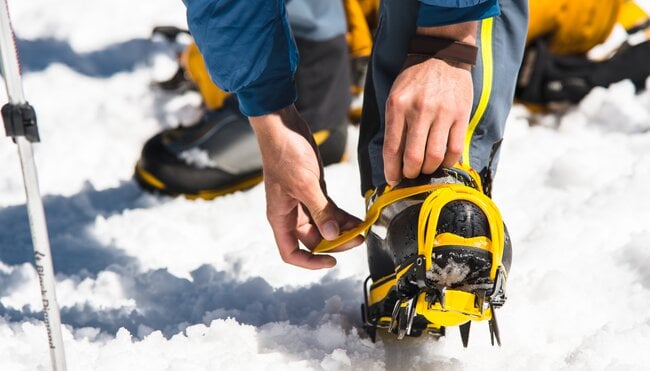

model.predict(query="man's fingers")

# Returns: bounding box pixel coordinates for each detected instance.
[296,220,364,253]
[330,208,365,251]
[295,221,323,249]
[337,209,363,230]
[384,95,407,186]
[270,216,336,269]
[280,247,337,269]
[251,105,361,270]
[421,114,453,174]
[402,110,432,179]
[298,179,341,241]
[295,204,364,251]
[442,120,467,168]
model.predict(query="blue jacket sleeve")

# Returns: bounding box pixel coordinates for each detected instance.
[185,0,298,117]
[417,0,500,28]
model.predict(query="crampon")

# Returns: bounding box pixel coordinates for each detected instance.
[315,163,511,347]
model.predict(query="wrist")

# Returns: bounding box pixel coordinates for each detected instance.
[405,21,479,69]
[249,105,297,131]
[249,105,313,144]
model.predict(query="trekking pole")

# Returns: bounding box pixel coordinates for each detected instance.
[0,1,67,370]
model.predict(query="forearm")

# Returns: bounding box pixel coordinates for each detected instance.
[384,3,487,183]
[185,0,298,117]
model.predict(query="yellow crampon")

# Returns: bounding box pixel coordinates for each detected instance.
[319,164,508,345]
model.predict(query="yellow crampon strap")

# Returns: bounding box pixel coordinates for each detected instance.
[313,183,440,253]
[314,164,502,277]
[417,184,504,281]
[391,186,503,327]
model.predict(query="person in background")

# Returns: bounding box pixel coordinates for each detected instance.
[516,0,650,111]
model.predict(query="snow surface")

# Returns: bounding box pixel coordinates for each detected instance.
[2,0,650,370]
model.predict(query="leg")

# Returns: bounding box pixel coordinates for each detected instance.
[359,0,528,341]
[294,35,350,165]
[135,0,351,198]
[465,0,529,196]
[358,0,528,195]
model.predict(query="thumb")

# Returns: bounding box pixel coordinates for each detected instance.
[300,185,340,241]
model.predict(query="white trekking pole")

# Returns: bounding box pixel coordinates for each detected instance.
[0,1,67,370]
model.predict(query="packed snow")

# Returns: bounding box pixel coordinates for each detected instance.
[2,0,650,370]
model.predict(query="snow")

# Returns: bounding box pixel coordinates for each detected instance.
[1,0,650,370]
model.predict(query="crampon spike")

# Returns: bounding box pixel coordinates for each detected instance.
[368,325,377,343]
[488,302,502,346]
[389,300,401,333]
[396,306,408,340]
[405,296,417,335]
[459,321,471,348]
[361,303,378,343]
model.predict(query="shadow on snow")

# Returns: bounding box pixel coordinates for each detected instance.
[0,181,365,340]
[16,37,171,78]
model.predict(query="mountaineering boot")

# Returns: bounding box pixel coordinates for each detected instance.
[364,165,510,345]
[138,24,352,199]
[314,164,510,345]
[134,96,348,199]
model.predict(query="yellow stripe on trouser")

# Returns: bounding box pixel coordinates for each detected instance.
[462,18,494,168]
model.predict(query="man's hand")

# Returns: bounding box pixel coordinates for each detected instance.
[383,22,477,186]
[250,105,363,269]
